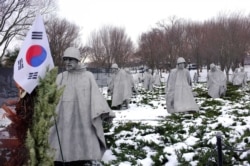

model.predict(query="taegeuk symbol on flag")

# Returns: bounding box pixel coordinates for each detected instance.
[14,14,54,94]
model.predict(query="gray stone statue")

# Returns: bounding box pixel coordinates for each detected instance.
[142,69,153,91]
[165,57,199,113]
[207,63,227,98]
[108,64,133,110]
[193,72,199,83]
[153,70,162,86]
[49,47,115,165]
[232,67,247,87]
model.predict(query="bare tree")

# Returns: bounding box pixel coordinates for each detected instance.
[199,13,250,80]
[185,22,206,74]
[45,16,82,67]
[217,13,250,79]
[146,17,186,70]
[87,30,107,67]
[198,20,217,69]
[150,14,250,76]
[0,0,57,61]
[88,25,134,68]
[137,28,165,70]
[79,45,92,63]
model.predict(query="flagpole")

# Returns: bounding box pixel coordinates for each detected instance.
[53,115,65,166]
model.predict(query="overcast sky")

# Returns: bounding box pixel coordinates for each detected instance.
[58,0,250,44]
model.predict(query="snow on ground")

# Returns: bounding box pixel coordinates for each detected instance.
[100,67,250,165]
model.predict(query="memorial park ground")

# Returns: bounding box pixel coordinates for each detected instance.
[0,67,250,166]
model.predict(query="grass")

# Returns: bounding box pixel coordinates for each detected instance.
[103,83,250,165]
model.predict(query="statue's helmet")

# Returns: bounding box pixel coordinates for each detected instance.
[111,63,119,69]
[177,57,186,64]
[63,47,81,61]
[240,66,244,71]
[210,63,216,69]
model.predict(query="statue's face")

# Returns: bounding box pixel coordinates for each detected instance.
[177,63,185,69]
[111,68,118,73]
[63,57,78,71]
[210,66,216,72]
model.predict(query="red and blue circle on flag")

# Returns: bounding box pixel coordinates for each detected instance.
[26,45,47,67]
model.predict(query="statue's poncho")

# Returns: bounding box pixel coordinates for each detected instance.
[232,69,247,87]
[143,72,153,91]
[207,69,227,98]
[109,69,132,107]
[126,71,136,93]
[49,68,113,162]
[165,68,199,113]
[153,73,161,86]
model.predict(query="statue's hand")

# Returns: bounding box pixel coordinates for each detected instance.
[103,116,114,124]
[102,112,115,123]
[107,89,112,96]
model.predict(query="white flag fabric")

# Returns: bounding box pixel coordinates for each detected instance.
[14,14,54,94]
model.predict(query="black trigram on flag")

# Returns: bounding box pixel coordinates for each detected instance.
[32,31,43,40]
[18,58,24,70]
[28,72,38,79]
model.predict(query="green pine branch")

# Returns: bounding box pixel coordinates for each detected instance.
[26,67,64,166]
